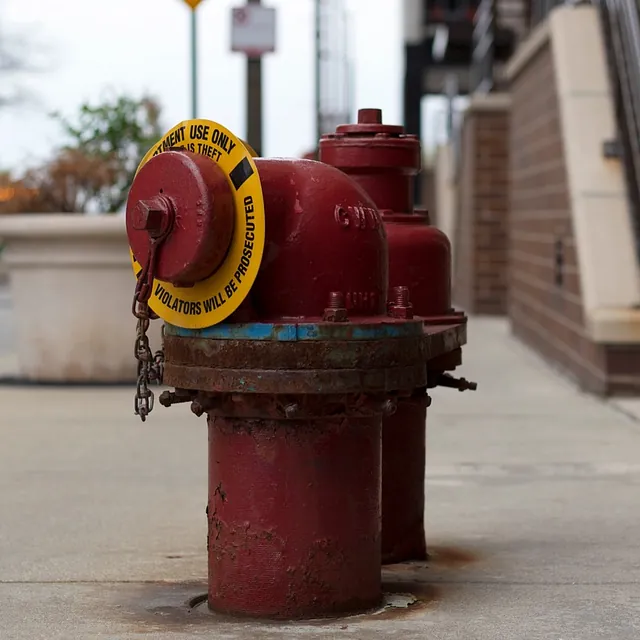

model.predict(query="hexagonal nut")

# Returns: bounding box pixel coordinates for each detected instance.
[133,200,166,232]
[158,390,174,407]
[389,303,414,319]
[323,307,349,322]
[190,400,206,417]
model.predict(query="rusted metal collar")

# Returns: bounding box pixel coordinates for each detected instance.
[161,319,428,395]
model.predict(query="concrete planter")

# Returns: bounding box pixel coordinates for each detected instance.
[0,214,163,383]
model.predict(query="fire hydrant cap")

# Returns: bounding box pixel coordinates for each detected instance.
[126,149,235,286]
[333,108,406,136]
[319,108,420,174]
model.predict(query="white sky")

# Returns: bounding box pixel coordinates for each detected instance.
[0,0,450,172]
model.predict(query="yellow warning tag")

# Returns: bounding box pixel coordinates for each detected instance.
[240,138,259,158]
[130,119,266,330]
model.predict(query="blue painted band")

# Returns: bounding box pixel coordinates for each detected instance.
[164,320,424,341]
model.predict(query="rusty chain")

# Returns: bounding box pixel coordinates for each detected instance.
[131,234,168,422]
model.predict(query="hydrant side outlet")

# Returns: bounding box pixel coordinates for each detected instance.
[381,390,428,563]
[127,150,235,287]
[127,119,267,330]
[251,158,389,321]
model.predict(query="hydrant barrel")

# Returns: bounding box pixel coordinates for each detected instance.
[381,393,429,561]
[208,412,381,618]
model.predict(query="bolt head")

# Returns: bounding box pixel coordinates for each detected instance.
[191,400,205,417]
[284,404,300,419]
[323,307,349,322]
[389,303,414,319]
[328,291,346,309]
[133,201,165,233]
[382,399,397,416]
[358,108,383,124]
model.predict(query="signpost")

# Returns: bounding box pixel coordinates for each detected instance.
[182,0,206,119]
[231,2,276,157]
[314,0,353,142]
[231,3,276,56]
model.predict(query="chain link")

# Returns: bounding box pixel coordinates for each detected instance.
[132,236,167,422]
[132,308,164,421]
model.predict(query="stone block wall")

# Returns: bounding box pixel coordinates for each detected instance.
[453,95,510,315]
[507,10,640,395]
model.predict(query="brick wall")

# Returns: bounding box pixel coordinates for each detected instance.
[509,39,640,395]
[453,96,510,314]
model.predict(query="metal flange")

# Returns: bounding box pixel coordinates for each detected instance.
[162,319,428,395]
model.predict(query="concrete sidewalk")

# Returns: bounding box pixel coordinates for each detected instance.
[1,317,640,639]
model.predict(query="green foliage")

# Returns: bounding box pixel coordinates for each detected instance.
[49,93,163,213]
[1,93,164,214]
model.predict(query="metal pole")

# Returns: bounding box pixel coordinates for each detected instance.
[343,7,352,123]
[315,0,322,143]
[247,0,263,155]
[404,47,423,205]
[191,7,198,118]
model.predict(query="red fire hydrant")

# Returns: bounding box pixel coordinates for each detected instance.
[125,119,429,620]
[319,109,476,564]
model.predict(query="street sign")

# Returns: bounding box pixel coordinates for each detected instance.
[231,4,276,56]
[183,0,205,10]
